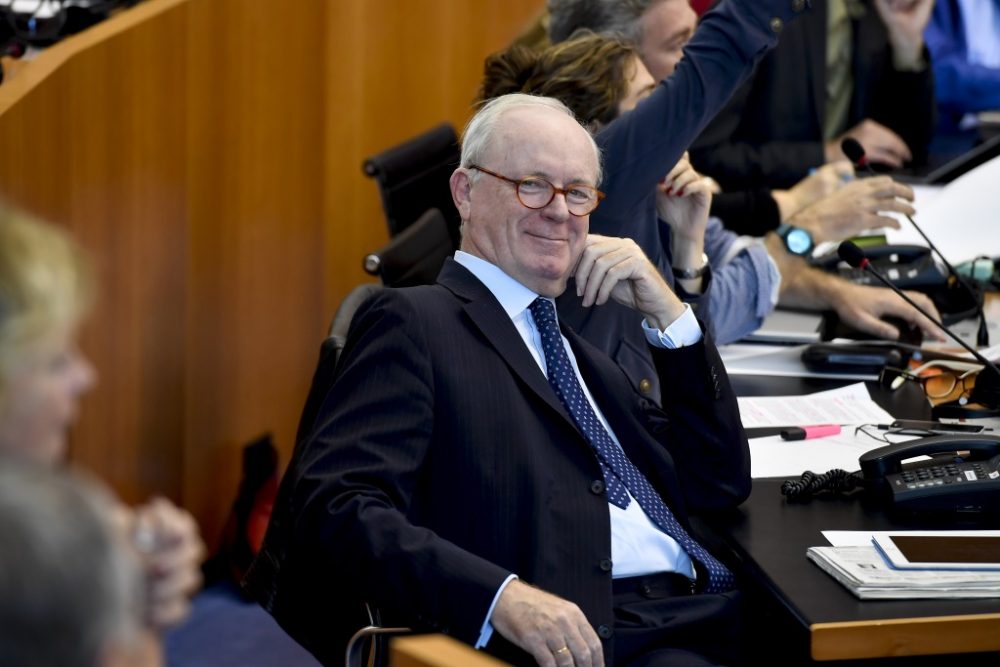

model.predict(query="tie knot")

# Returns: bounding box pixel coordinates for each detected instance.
[529,297,558,333]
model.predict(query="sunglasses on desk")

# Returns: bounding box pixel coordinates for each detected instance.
[879,359,984,406]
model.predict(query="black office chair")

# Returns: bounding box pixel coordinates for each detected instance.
[363,207,452,288]
[362,122,462,248]
[246,281,410,667]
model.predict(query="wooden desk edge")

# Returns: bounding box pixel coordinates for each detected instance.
[810,612,1000,660]
[390,634,509,667]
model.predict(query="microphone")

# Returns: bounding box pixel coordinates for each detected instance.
[838,241,1000,408]
[842,137,989,345]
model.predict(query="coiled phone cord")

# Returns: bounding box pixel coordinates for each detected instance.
[780,469,866,501]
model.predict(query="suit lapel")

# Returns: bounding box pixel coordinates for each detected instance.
[436,259,578,431]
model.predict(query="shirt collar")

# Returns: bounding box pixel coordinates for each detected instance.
[454,250,544,319]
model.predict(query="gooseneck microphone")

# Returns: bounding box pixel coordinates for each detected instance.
[838,241,1000,407]
[841,137,989,346]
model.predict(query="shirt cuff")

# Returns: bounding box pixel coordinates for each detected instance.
[642,303,702,349]
[475,574,518,649]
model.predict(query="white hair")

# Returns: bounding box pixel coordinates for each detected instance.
[461,93,604,186]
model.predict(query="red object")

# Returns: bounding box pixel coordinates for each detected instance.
[690,0,715,16]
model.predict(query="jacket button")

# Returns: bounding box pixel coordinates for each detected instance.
[792,0,806,11]
[597,625,613,639]
[638,378,653,394]
[769,17,784,33]
[599,558,613,572]
[590,479,606,495]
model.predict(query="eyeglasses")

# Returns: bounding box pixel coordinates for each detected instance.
[879,359,983,405]
[468,165,605,216]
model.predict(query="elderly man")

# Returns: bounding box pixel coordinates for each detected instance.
[250,94,750,667]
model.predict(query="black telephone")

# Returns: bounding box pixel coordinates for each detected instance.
[812,243,947,290]
[859,435,1000,513]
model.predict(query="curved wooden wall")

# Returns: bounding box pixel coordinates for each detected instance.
[0,0,543,547]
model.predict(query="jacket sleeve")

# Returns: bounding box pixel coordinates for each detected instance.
[925,0,1000,115]
[287,290,510,645]
[647,334,751,512]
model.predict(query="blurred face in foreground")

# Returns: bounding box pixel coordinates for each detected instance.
[0,323,96,465]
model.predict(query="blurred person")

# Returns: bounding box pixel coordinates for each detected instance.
[685,0,936,189]
[0,457,145,667]
[925,0,1000,129]
[0,206,205,638]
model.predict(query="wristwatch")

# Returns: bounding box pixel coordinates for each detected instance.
[776,223,815,256]
[671,253,710,280]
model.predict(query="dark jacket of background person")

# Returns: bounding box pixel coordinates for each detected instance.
[690,0,935,190]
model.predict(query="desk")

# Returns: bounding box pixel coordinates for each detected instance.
[707,380,1000,663]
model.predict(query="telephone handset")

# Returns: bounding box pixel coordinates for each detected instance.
[812,244,947,290]
[859,435,1000,512]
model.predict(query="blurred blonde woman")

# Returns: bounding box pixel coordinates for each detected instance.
[0,206,204,657]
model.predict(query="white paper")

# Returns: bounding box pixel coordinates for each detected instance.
[883,154,1000,264]
[823,530,877,546]
[738,382,893,428]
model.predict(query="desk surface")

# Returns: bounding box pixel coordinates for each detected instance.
[711,379,1000,662]
[710,480,1000,662]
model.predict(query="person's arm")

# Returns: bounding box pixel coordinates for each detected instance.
[772,253,945,341]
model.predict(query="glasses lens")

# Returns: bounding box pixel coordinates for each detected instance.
[565,185,600,215]
[924,372,959,398]
[516,178,555,209]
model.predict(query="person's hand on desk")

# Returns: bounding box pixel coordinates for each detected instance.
[787,176,911,244]
[492,579,604,667]
[828,282,945,342]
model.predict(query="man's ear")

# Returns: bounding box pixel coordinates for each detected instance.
[450,168,473,221]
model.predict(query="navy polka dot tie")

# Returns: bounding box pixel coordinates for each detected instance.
[529,297,734,593]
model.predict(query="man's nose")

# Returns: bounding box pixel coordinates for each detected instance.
[542,190,572,219]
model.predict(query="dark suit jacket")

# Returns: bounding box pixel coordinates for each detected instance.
[245,259,749,665]
[690,0,935,189]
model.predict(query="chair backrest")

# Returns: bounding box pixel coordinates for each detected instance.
[362,122,462,247]
[294,283,383,447]
[363,207,452,288]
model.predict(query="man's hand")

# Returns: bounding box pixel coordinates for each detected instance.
[828,282,945,341]
[492,580,603,667]
[574,235,684,330]
[789,175,912,244]
[874,0,934,69]
[129,498,206,631]
[826,119,912,168]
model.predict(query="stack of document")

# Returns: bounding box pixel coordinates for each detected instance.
[808,530,1000,599]
[807,546,1000,599]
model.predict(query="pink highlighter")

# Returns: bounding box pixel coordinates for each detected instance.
[779,424,842,441]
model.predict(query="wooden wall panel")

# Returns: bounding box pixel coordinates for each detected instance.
[0,0,545,548]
